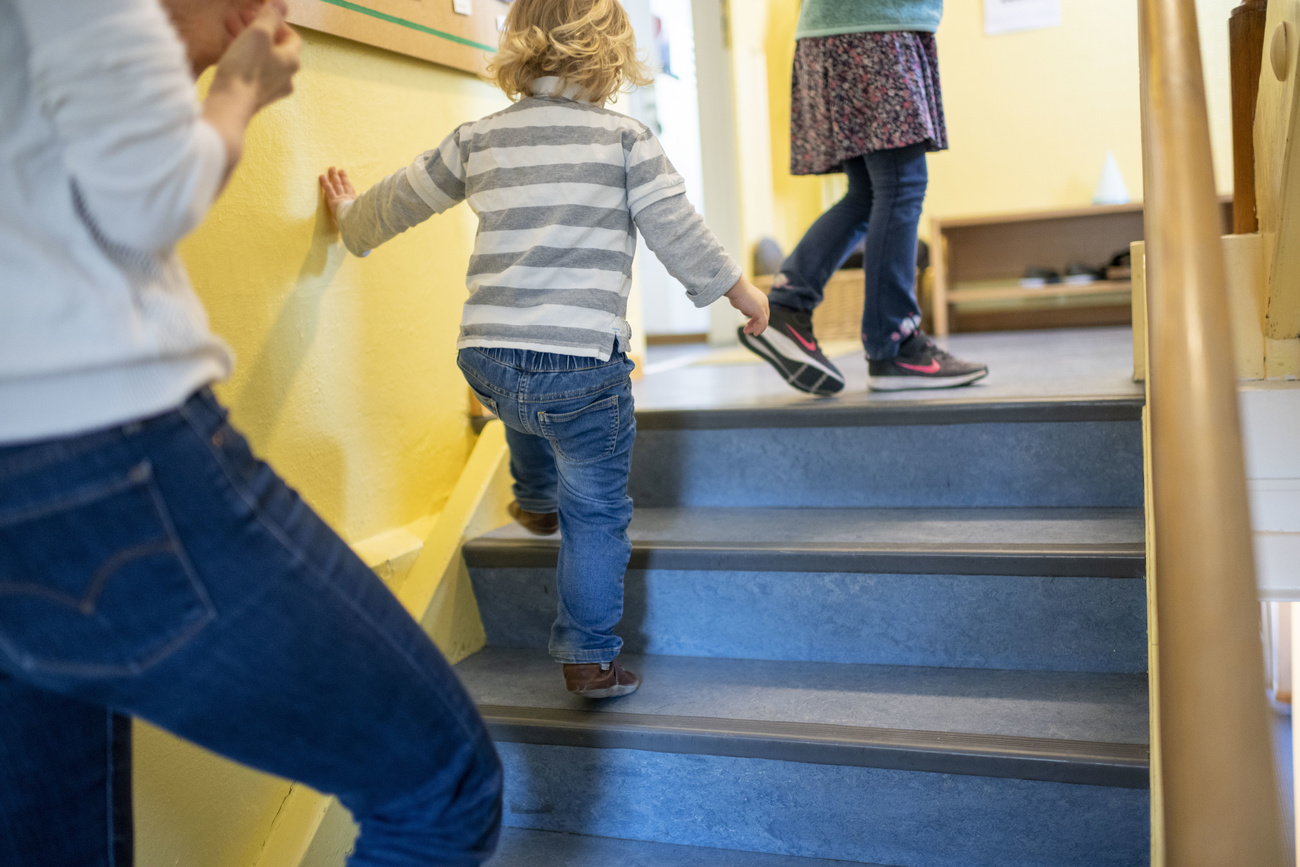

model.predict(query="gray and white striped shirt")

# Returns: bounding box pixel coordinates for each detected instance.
[337,77,742,360]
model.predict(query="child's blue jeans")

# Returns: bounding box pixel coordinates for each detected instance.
[457,347,636,666]
[0,389,502,866]
[768,143,929,360]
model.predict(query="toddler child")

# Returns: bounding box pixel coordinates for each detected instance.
[320,0,768,698]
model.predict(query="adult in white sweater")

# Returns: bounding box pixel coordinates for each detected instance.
[0,2,502,864]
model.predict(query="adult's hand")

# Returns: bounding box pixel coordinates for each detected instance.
[163,0,273,76]
[210,2,299,113]
[202,1,301,181]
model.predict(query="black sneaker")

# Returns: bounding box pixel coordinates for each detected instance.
[738,305,845,396]
[868,332,988,392]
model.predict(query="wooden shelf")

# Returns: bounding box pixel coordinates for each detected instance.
[949,280,1133,304]
[930,198,1231,336]
[936,202,1146,229]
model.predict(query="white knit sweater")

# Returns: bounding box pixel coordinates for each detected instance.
[0,0,233,444]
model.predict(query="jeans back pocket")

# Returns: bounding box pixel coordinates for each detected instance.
[0,461,214,678]
[537,395,621,464]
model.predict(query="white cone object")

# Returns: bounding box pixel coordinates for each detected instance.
[1093,151,1130,206]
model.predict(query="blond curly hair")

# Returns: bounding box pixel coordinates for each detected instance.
[489,0,653,105]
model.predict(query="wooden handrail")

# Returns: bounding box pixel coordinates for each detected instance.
[1138,1,1288,864]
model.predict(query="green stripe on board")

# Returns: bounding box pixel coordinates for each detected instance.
[317,0,498,53]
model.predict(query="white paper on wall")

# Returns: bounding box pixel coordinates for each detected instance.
[984,0,1062,35]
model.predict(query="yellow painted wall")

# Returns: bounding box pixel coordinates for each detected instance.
[751,0,1238,255]
[765,0,828,252]
[135,28,509,867]
[727,1,780,274]
[184,30,509,546]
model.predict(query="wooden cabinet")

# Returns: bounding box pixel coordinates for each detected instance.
[930,200,1232,336]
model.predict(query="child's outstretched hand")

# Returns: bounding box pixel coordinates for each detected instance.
[725,278,770,336]
[319,167,356,222]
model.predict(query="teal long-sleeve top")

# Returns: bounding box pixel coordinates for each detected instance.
[795,0,943,39]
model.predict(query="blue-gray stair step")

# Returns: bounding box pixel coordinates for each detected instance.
[467,508,1148,672]
[457,648,1148,789]
[492,741,1148,866]
[484,705,1146,787]
[487,827,890,866]
[628,397,1144,509]
[464,506,1146,578]
[457,649,1150,866]
[634,395,1144,430]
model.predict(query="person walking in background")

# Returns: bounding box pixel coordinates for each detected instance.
[740,0,988,394]
[320,0,769,700]
[0,2,501,864]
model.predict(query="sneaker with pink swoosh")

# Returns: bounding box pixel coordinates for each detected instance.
[868,331,988,391]
[738,304,845,396]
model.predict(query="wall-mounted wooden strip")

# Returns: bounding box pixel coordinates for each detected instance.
[287,0,510,75]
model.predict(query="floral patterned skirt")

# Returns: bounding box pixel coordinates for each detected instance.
[790,30,948,176]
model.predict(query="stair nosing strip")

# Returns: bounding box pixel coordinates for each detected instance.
[464,539,1147,577]
[633,396,1145,430]
[479,704,1149,790]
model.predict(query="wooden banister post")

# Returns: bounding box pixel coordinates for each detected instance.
[1231,0,1269,234]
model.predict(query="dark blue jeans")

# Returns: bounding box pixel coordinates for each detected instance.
[0,390,502,866]
[768,143,929,360]
[457,347,635,666]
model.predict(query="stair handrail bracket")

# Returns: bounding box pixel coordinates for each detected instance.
[1139,1,1287,864]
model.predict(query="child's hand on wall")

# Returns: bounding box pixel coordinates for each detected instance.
[319,167,357,222]
[725,278,770,336]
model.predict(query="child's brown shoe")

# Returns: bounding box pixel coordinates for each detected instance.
[563,659,639,698]
[508,501,558,536]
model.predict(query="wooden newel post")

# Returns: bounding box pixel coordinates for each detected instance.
[1230,0,1270,234]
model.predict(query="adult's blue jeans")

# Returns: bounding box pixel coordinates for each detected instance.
[457,347,635,666]
[0,389,502,867]
[768,143,929,360]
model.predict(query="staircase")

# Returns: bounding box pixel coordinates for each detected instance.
[457,394,1151,866]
